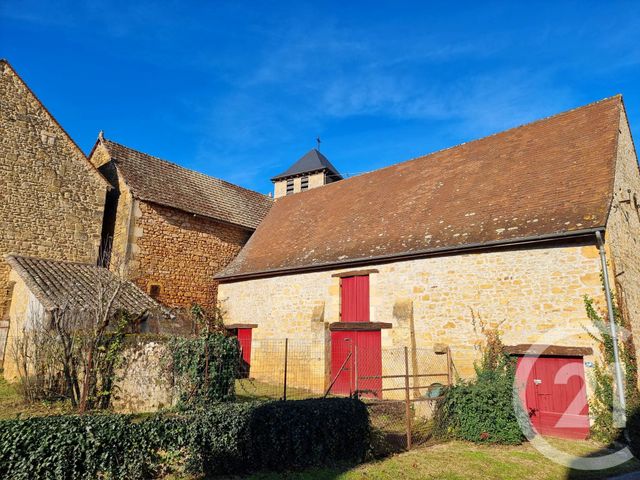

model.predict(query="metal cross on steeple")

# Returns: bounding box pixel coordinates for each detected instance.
[316,136,321,151]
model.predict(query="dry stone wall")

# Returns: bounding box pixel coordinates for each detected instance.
[0,62,106,321]
[112,338,175,413]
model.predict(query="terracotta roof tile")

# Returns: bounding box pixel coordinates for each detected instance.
[218,96,623,280]
[102,139,272,230]
[6,254,162,314]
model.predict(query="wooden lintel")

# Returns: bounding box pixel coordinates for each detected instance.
[225,323,258,330]
[504,344,593,357]
[329,322,392,331]
[331,269,379,278]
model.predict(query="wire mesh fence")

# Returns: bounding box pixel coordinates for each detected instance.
[234,336,451,450]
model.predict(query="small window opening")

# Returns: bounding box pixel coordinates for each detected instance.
[286,178,294,195]
[149,284,161,300]
[301,176,309,191]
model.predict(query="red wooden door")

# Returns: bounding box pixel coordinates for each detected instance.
[516,356,589,439]
[237,328,252,376]
[341,276,370,322]
[330,330,382,398]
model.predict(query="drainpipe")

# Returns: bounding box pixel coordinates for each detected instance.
[595,230,627,424]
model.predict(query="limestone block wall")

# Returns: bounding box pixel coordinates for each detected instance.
[128,202,251,309]
[0,62,107,320]
[219,242,607,397]
[606,108,640,367]
[112,339,174,413]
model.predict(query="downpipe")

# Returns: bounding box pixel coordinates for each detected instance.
[595,231,627,426]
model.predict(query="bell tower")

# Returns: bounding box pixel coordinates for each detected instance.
[271,148,342,198]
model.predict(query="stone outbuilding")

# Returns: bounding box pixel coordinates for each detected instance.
[0,59,110,365]
[88,136,272,310]
[2,254,163,380]
[217,96,640,439]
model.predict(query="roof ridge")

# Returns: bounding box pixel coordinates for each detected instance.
[275,95,623,198]
[103,138,271,199]
[5,252,99,268]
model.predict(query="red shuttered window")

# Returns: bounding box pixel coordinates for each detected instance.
[340,275,370,322]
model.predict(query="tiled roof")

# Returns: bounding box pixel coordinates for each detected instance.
[6,254,162,314]
[217,96,624,280]
[271,148,343,181]
[101,139,272,230]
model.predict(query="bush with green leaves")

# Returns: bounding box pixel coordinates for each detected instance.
[433,324,526,444]
[0,398,370,479]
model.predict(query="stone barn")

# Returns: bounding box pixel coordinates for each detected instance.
[0,59,110,366]
[88,135,272,310]
[217,96,640,439]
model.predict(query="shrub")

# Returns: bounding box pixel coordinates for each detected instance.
[433,323,526,444]
[0,398,370,479]
[433,362,525,444]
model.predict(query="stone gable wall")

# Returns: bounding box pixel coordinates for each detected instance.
[607,108,640,367]
[0,63,106,322]
[219,243,607,396]
[128,201,251,309]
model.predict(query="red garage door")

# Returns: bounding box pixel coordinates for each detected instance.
[516,356,589,439]
[331,330,382,398]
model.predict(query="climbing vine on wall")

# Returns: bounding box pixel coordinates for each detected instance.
[584,280,639,442]
[168,304,240,406]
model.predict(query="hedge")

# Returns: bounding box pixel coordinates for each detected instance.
[0,398,370,479]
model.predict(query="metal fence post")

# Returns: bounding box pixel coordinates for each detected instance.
[446,346,452,386]
[354,344,359,398]
[404,346,412,450]
[282,338,289,401]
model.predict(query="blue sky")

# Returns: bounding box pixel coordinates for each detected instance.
[2,1,640,194]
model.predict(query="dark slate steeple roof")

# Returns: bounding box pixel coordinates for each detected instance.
[271,149,343,181]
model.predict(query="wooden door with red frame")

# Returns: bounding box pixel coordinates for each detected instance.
[516,355,589,439]
[330,330,382,398]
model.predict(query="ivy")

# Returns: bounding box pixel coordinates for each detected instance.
[584,288,640,443]
[0,398,370,479]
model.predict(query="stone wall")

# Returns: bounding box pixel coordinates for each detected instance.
[219,242,607,397]
[0,61,107,323]
[128,201,252,309]
[3,269,46,380]
[89,142,133,268]
[606,107,640,369]
[112,338,174,413]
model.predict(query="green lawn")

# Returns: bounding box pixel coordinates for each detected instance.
[245,439,640,480]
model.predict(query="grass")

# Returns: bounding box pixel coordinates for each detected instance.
[0,376,72,419]
[244,439,640,480]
